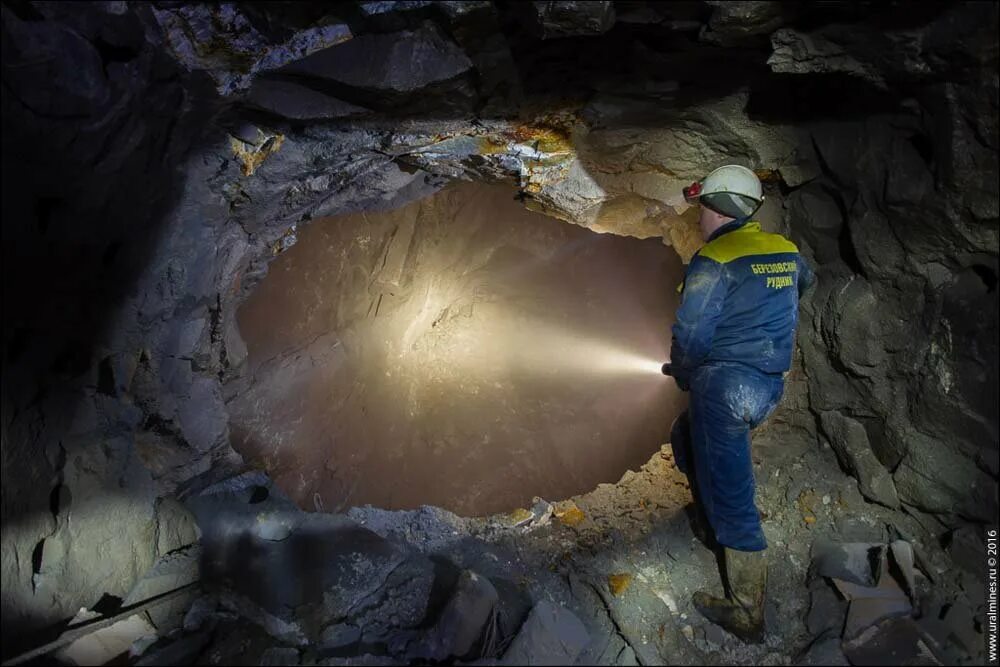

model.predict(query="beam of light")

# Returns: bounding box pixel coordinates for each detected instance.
[494,321,666,379]
[594,350,666,376]
[392,283,671,383]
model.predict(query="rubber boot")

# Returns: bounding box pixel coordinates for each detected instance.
[684,502,717,550]
[692,547,767,643]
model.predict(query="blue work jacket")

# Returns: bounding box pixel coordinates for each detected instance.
[670,219,814,384]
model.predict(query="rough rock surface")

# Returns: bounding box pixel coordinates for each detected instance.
[701,1,785,46]
[124,431,981,664]
[528,1,616,39]
[228,181,685,515]
[819,411,900,509]
[1,2,996,664]
[502,599,590,665]
[278,21,475,110]
[150,4,353,95]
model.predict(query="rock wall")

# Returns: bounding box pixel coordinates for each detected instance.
[1,0,996,656]
[229,180,686,516]
[778,5,1000,524]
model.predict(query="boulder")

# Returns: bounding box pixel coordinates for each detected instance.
[811,541,885,588]
[942,525,987,582]
[411,569,499,660]
[122,545,201,633]
[502,600,590,665]
[892,428,995,521]
[819,411,900,509]
[769,27,882,84]
[817,278,890,377]
[185,473,436,646]
[524,158,606,226]
[279,22,473,102]
[355,555,436,644]
[701,1,786,46]
[245,79,370,120]
[785,183,844,265]
[150,4,352,94]
[842,616,943,666]
[805,579,848,637]
[910,263,1000,467]
[528,1,616,39]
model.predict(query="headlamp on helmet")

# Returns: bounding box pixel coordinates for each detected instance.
[682,181,702,204]
[681,165,764,218]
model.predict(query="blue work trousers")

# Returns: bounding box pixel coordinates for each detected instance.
[671,362,784,552]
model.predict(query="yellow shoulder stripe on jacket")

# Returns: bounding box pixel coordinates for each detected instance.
[699,222,799,264]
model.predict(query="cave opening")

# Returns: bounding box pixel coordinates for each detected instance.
[229,181,687,515]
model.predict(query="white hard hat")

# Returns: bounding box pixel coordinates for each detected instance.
[683,164,763,218]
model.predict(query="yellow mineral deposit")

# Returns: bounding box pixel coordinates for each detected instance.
[609,573,633,597]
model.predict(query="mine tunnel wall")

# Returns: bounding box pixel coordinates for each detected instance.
[229,181,689,515]
[1,0,997,656]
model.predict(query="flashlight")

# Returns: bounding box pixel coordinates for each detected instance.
[661,362,673,376]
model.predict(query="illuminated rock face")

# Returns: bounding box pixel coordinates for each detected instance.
[1,1,997,658]
[230,181,686,515]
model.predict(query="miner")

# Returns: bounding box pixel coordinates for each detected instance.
[666,165,814,642]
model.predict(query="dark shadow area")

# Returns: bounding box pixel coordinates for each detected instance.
[496,9,769,111]
[177,465,700,665]
[232,0,775,126]
[931,259,1000,448]
[746,73,903,123]
[0,4,213,659]
[777,0,952,31]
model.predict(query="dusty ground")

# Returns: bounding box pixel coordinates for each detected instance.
[374,412,971,665]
